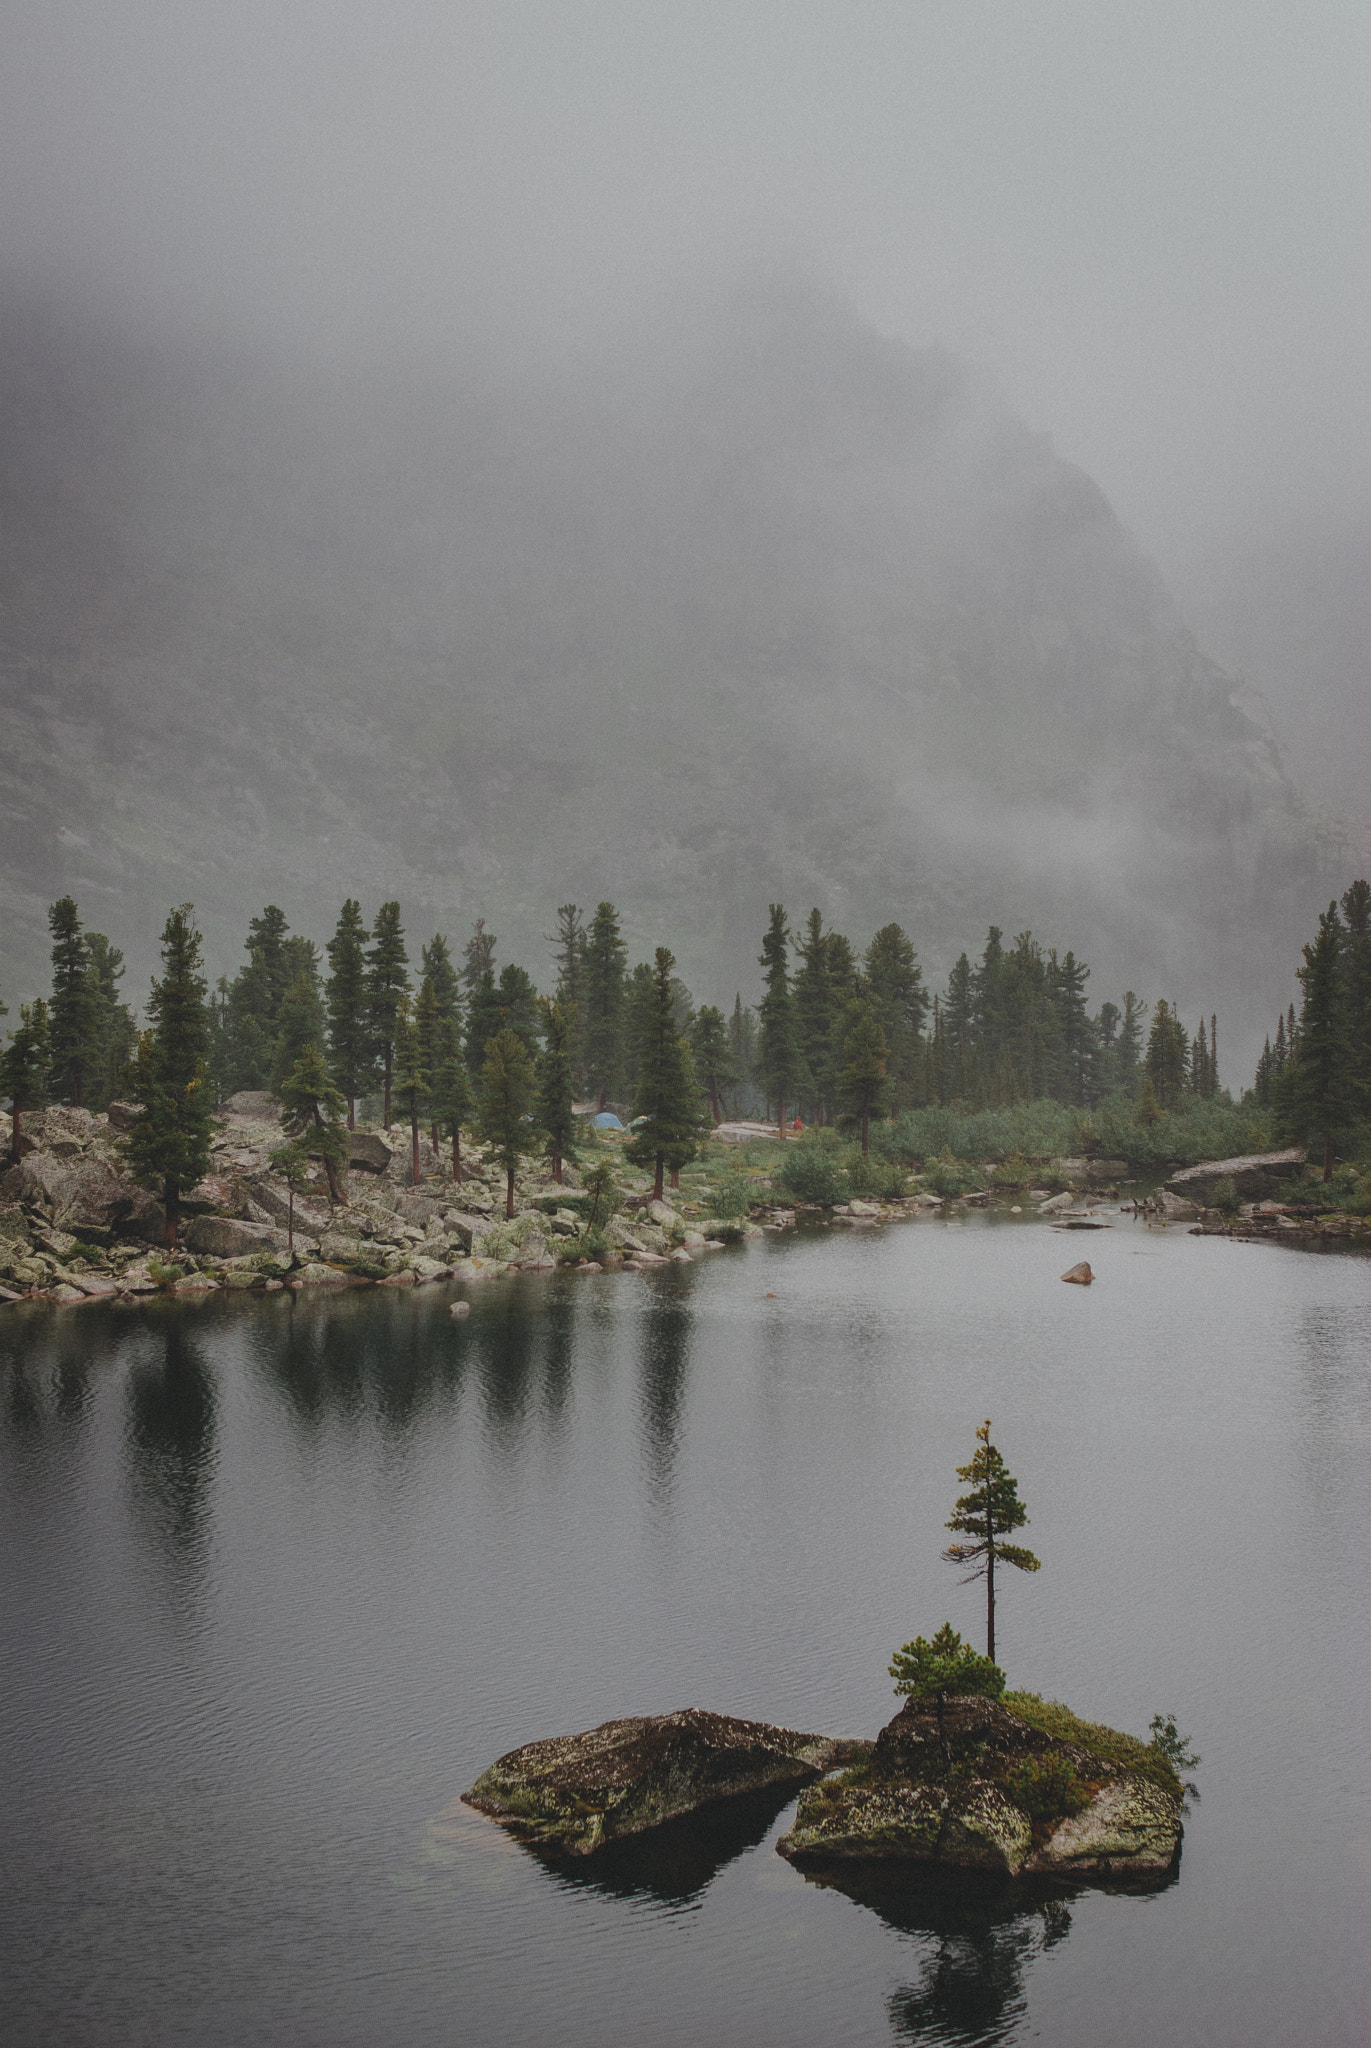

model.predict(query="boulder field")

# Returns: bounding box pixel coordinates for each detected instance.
[463,1693,1183,1891]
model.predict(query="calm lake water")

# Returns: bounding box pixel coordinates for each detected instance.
[2,1211,1369,2047]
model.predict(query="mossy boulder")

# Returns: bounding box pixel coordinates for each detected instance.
[777,1694,1180,1885]
[463,1708,869,1857]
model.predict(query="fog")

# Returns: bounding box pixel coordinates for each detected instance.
[0,2,1366,1069]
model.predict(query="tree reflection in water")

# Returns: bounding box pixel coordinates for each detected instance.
[525,1783,797,1915]
[637,1281,692,1505]
[125,1316,217,1621]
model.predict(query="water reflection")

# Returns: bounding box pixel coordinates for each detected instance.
[637,1283,692,1503]
[125,1318,217,1617]
[0,1309,97,1440]
[531,1784,794,1913]
[880,1886,1074,2046]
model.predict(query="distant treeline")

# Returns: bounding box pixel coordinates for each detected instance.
[3,893,1233,1134]
[1249,882,1371,1176]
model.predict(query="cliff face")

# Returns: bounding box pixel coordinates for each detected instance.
[0,287,1335,1036]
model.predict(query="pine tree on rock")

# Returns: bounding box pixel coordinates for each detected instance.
[125,907,214,1250]
[536,997,578,1184]
[758,905,800,1137]
[246,906,292,1025]
[942,1419,1040,1665]
[414,977,446,1150]
[478,1028,539,1218]
[270,970,326,1093]
[689,1005,731,1125]
[47,896,98,1107]
[429,1017,473,1185]
[366,901,410,1129]
[391,999,431,1187]
[626,948,701,1200]
[463,964,503,1081]
[2,1000,50,1163]
[279,1043,348,1205]
[326,900,372,1127]
[266,1139,314,1252]
[837,1003,890,1154]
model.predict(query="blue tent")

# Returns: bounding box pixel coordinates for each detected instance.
[589,1111,624,1130]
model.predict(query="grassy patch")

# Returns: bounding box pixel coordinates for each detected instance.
[1003,1692,1182,1799]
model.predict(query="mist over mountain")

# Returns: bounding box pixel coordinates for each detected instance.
[0,284,1340,1068]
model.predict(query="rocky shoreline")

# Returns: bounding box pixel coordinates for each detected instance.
[0,1107,1362,1309]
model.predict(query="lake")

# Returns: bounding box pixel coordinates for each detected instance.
[1,1210,1368,2047]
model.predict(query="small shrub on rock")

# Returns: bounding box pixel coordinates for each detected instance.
[1000,1753,1089,1823]
[1209,1176,1240,1215]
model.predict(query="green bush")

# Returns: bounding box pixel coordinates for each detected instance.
[711,1165,755,1219]
[847,1153,909,1200]
[1000,1753,1089,1823]
[704,1218,747,1243]
[1003,1692,1182,1799]
[1209,1176,1240,1215]
[921,1150,980,1198]
[776,1141,846,1206]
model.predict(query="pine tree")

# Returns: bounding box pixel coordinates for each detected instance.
[1190,1017,1209,1098]
[246,906,292,1024]
[536,997,578,1184]
[278,1043,348,1205]
[1278,901,1354,1178]
[413,977,446,1149]
[461,916,498,994]
[583,901,628,1109]
[1254,1036,1273,1106]
[943,954,975,1103]
[942,1419,1040,1664]
[366,901,410,1128]
[1145,1001,1189,1111]
[621,959,656,1102]
[495,962,541,1060]
[47,896,98,1107]
[689,1005,731,1125]
[626,948,702,1200]
[2,1000,50,1163]
[1272,1010,1288,1077]
[758,905,800,1137]
[124,907,214,1250]
[463,966,503,1079]
[391,999,431,1187]
[863,923,928,1112]
[1050,949,1092,1105]
[266,1138,314,1252]
[1116,991,1146,1093]
[420,933,462,1027]
[1209,1013,1220,1097]
[429,1017,473,1184]
[479,1027,539,1218]
[727,993,757,1118]
[548,903,586,1090]
[84,933,137,1111]
[1339,879,1371,1107]
[270,969,326,1093]
[794,909,837,1122]
[325,899,372,1127]
[837,1003,890,1153]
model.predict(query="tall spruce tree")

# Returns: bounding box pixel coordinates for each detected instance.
[1051,950,1093,1106]
[536,997,578,1184]
[366,901,410,1128]
[795,909,838,1122]
[429,1016,473,1184]
[495,962,541,1060]
[325,899,372,1127]
[270,969,326,1093]
[479,1027,539,1218]
[727,993,757,1117]
[1340,880,1371,1107]
[1116,991,1146,1093]
[549,903,586,1090]
[863,923,928,1112]
[942,954,976,1104]
[420,934,461,1028]
[391,999,431,1187]
[758,905,800,1136]
[125,907,214,1249]
[689,1005,731,1125]
[413,977,446,1149]
[1278,901,1354,1178]
[2,1000,50,1163]
[625,948,701,1199]
[463,965,503,1079]
[837,1003,890,1154]
[47,896,98,1107]
[278,1043,348,1205]
[1145,1001,1189,1111]
[583,901,628,1109]
[246,906,292,1023]
[942,1419,1040,1664]
[84,933,137,1110]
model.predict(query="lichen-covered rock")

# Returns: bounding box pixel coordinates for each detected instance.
[345,1131,393,1173]
[464,1708,868,1857]
[185,1215,290,1258]
[777,1694,1180,1886]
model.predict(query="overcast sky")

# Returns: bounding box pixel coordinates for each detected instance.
[3,0,1368,576]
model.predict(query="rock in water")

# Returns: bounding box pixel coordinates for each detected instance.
[1061,1261,1093,1284]
[776,1694,1180,1885]
[463,1709,868,1856]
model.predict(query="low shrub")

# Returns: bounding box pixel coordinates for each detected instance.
[1003,1692,1183,1799]
[921,1150,980,1198]
[704,1218,748,1243]
[711,1166,756,1220]
[776,1142,846,1207]
[1208,1176,1240,1215]
[1000,1753,1089,1824]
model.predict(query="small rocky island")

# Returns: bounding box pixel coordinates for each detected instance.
[462,1709,869,1856]
[463,1693,1183,1888]
[777,1692,1182,1883]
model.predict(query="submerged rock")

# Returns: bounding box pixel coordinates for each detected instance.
[464,1708,868,1857]
[776,1694,1180,1885]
